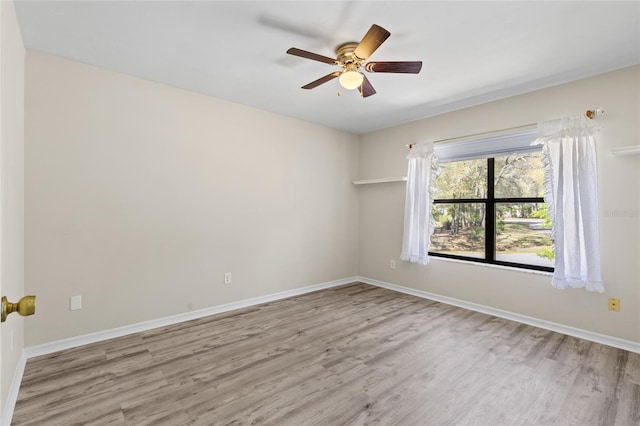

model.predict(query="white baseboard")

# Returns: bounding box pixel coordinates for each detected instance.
[2,352,26,426]
[358,276,640,354]
[24,276,358,359]
[22,274,640,358]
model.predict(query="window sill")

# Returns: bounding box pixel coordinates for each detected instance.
[431,256,553,277]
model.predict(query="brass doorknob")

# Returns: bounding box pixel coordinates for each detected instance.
[1,295,36,322]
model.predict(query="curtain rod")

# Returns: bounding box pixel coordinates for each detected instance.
[585,108,605,120]
[407,107,605,149]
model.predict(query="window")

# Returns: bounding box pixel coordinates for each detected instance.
[430,130,553,272]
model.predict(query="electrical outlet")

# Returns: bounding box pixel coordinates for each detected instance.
[608,298,620,311]
[70,295,82,311]
[390,260,396,269]
[224,272,232,285]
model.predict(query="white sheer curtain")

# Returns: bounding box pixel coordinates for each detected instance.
[400,144,436,265]
[533,115,604,292]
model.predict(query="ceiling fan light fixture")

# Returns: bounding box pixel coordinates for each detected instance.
[339,70,364,90]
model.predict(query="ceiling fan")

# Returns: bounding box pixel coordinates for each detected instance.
[286,24,422,98]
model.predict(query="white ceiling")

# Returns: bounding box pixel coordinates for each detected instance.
[14,1,640,135]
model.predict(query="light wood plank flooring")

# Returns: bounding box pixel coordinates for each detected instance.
[12,283,640,425]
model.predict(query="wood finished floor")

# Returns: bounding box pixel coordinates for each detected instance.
[12,283,640,426]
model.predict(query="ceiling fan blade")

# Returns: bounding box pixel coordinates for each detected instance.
[365,61,423,74]
[360,75,376,98]
[286,48,336,65]
[353,24,391,61]
[302,72,341,89]
[260,15,327,40]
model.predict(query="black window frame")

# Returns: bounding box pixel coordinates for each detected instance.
[429,157,554,273]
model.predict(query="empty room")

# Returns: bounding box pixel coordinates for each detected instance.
[1,1,639,425]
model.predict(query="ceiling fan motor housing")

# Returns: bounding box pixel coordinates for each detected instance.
[335,42,362,68]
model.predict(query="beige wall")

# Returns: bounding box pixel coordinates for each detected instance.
[0,0,25,416]
[359,66,640,343]
[20,50,640,349]
[24,52,359,346]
